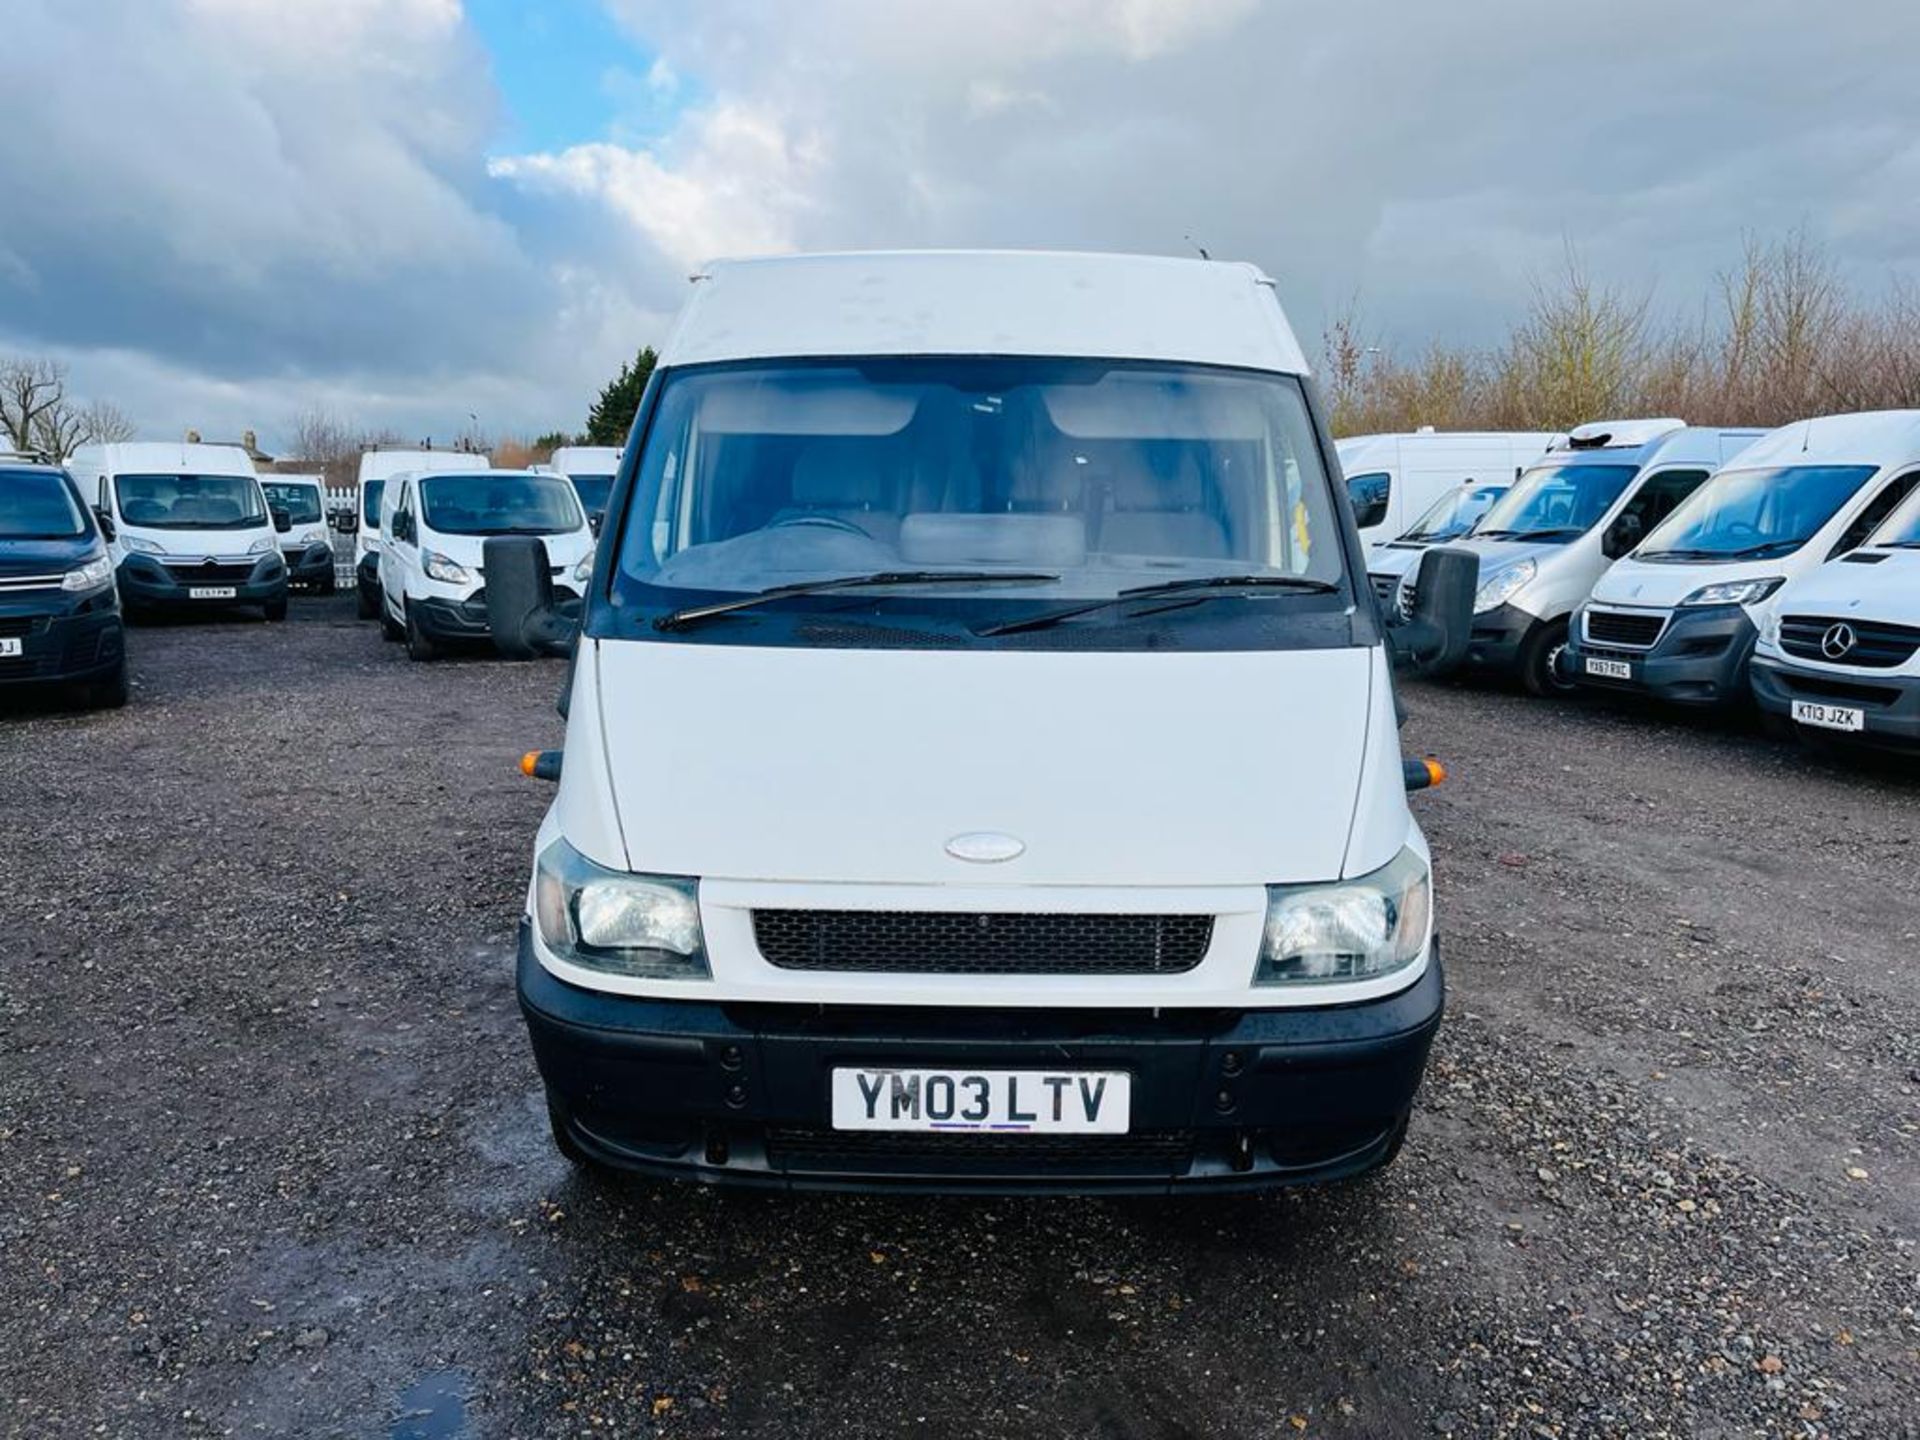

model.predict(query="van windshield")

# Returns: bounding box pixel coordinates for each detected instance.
[1393,484,1508,545]
[116,473,267,530]
[1474,462,1637,541]
[362,480,384,528]
[612,358,1349,642]
[1,469,89,539]
[567,475,615,513]
[262,483,323,525]
[1636,465,1878,560]
[419,474,583,536]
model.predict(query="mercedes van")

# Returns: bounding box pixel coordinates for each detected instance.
[543,446,623,530]
[504,250,1475,1193]
[261,474,336,593]
[1569,412,1920,708]
[377,468,592,660]
[1366,478,1512,618]
[67,442,289,622]
[1336,430,1557,549]
[349,448,489,620]
[1422,422,1764,695]
[0,455,127,708]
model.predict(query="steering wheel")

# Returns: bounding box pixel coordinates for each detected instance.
[767,514,871,538]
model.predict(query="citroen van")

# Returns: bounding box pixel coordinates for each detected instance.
[0,456,127,708]
[1336,430,1557,549]
[350,449,489,619]
[543,446,623,530]
[1423,422,1764,695]
[505,250,1474,1194]
[377,468,592,660]
[1365,478,1512,618]
[66,442,288,621]
[261,474,336,593]
[1569,412,1920,708]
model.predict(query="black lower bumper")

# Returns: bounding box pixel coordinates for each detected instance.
[1566,605,1757,707]
[0,601,124,687]
[518,923,1444,1194]
[1751,656,1920,750]
[282,542,336,586]
[1463,602,1535,674]
[116,556,286,611]
[416,587,582,645]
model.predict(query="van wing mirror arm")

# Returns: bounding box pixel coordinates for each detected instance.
[483,535,581,660]
[1382,547,1476,679]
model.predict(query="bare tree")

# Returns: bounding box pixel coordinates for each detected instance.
[0,356,69,455]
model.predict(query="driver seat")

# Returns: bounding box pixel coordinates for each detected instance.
[774,439,899,545]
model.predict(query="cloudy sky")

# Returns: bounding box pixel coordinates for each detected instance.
[4,0,1918,453]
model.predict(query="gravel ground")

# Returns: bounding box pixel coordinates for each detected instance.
[2,596,1916,1439]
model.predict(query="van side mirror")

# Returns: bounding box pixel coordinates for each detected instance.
[93,507,116,541]
[1601,512,1643,560]
[334,510,359,535]
[1384,546,1476,678]
[271,505,292,534]
[484,535,579,659]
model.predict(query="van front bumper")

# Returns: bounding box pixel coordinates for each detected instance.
[517,923,1444,1194]
[1566,606,1757,707]
[1462,603,1533,673]
[281,542,336,586]
[0,596,124,687]
[415,586,581,644]
[116,554,286,609]
[1751,655,1920,750]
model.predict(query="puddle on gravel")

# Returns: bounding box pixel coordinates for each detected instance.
[391,1370,470,1439]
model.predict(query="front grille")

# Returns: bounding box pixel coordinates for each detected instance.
[1779,615,1920,669]
[1368,572,1399,605]
[0,574,61,594]
[752,910,1215,975]
[765,1127,1194,1176]
[1584,608,1667,648]
[161,560,257,584]
[0,615,47,639]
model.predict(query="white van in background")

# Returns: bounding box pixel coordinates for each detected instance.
[1569,411,1920,708]
[352,448,489,620]
[377,468,592,660]
[542,446,623,530]
[260,474,335,593]
[1751,469,1920,751]
[1336,430,1559,549]
[67,441,289,622]
[1435,421,1765,695]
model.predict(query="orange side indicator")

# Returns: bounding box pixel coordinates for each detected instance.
[1423,757,1447,788]
[519,751,539,776]
[520,750,563,782]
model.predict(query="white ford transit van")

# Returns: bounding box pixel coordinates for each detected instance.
[542,446,623,530]
[1337,430,1558,550]
[1569,412,1920,708]
[350,448,489,620]
[507,250,1470,1193]
[378,468,592,660]
[67,442,289,621]
[1432,422,1764,695]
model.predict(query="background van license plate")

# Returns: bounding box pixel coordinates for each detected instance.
[1585,656,1632,680]
[189,586,237,600]
[1792,699,1864,732]
[0,637,20,657]
[831,1068,1131,1134]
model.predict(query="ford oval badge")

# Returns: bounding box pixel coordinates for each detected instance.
[946,832,1025,864]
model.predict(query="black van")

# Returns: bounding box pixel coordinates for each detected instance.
[0,458,129,709]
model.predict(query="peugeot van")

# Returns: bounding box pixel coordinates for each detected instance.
[504,250,1476,1194]
[261,474,336,593]
[1336,430,1557,549]
[377,468,592,660]
[1365,478,1512,618]
[543,446,623,530]
[1569,412,1920,708]
[1425,422,1764,695]
[0,456,127,708]
[350,448,489,619]
[67,442,288,622]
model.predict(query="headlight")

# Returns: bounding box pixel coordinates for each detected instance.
[1473,559,1536,614]
[123,535,165,556]
[1256,846,1431,985]
[300,527,328,545]
[247,535,276,555]
[533,839,709,979]
[1679,577,1784,607]
[61,555,115,592]
[423,550,474,585]
[573,551,596,583]
[364,536,382,552]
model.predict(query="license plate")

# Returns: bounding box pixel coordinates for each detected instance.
[831,1067,1131,1134]
[0,637,20,657]
[188,586,237,600]
[1792,699,1864,733]
[1585,656,1633,680]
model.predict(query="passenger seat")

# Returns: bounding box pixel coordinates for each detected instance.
[1099,455,1229,559]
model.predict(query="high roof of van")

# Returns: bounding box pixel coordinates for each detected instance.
[547,446,622,472]
[658,250,1311,375]
[1718,410,1920,472]
[357,449,489,483]
[68,441,258,476]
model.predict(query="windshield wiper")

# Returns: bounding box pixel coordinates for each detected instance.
[654,570,1061,632]
[975,573,1338,638]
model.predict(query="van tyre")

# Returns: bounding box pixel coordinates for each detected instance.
[356,585,377,620]
[87,661,130,710]
[405,603,439,662]
[381,605,405,643]
[1521,618,1578,699]
[264,597,288,623]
